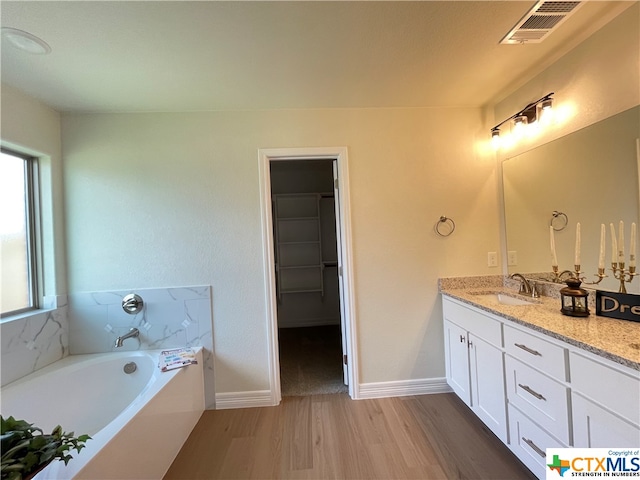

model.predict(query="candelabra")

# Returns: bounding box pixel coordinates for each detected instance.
[551,265,607,284]
[551,265,607,285]
[572,265,607,286]
[611,261,637,294]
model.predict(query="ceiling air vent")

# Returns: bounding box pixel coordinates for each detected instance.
[500,1,583,44]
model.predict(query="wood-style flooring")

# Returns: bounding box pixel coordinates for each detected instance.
[164,393,535,480]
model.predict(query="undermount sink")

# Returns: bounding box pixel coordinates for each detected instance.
[472,293,537,306]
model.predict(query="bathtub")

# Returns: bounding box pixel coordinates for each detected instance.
[1,348,204,479]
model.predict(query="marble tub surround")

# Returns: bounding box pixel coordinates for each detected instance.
[0,295,69,387]
[440,280,640,371]
[68,285,215,408]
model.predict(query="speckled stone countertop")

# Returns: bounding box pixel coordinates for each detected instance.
[439,275,640,372]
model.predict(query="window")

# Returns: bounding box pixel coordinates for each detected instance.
[1,148,39,317]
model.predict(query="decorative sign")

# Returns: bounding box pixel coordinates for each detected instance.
[596,290,640,323]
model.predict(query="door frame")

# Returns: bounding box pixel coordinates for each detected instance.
[258,147,359,404]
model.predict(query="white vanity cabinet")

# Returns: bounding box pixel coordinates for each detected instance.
[443,297,508,443]
[442,293,640,480]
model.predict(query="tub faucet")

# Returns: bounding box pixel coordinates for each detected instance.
[510,273,532,296]
[115,328,140,348]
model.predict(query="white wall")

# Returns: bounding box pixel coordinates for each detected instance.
[61,107,499,393]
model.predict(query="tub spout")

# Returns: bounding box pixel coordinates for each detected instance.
[115,328,139,348]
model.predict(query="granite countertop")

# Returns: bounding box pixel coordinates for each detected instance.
[439,276,640,372]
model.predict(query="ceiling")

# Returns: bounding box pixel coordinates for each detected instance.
[0,1,635,113]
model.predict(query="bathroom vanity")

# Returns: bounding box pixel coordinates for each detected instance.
[440,278,640,479]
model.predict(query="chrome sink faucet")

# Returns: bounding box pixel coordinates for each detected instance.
[115,327,140,348]
[509,273,539,298]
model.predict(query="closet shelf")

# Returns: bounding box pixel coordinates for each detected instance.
[273,192,326,302]
[280,287,324,294]
[277,216,320,221]
[279,240,320,246]
[279,264,322,270]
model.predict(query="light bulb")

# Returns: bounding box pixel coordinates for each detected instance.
[513,115,528,137]
[491,131,501,149]
[539,99,554,124]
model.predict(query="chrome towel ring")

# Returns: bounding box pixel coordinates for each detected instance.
[435,216,456,237]
[550,211,568,231]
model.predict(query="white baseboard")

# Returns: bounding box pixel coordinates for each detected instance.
[214,379,451,408]
[358,377,452,399]
[215,390,275,410]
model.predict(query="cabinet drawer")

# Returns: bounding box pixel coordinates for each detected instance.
[508,405,566,480]
[504,324,567,381]
[505,356,570,444]
[442,297,502,347]
[570,351,640,425]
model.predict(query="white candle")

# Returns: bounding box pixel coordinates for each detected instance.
[619,221,625,264]
[574,222,581,266]
[598,223,606,270]
[610,223,618,265]
[630,222,637,268]
[550,225,558,268]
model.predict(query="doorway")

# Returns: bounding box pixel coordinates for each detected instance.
[271,160,345,396]
[258,147,358,404]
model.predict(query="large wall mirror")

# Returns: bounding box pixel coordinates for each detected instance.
[502,105,640,293]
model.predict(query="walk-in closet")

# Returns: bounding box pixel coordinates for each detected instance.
[270,159,346,396]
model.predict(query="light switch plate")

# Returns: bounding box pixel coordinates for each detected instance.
[488,252,498,267]
[508,250,518,266]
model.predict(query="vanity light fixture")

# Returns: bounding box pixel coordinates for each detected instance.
[490,92,554,144]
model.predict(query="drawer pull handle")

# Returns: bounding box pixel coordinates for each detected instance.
[518,383,546,401]
[515,343,542,356]
[460,335,466,343]
[522,437,545,458]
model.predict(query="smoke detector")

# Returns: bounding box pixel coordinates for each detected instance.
[500,1,583,44]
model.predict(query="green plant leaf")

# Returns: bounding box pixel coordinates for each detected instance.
[23,451,39,470]
[1,439,30,461]
[0,415,91,480]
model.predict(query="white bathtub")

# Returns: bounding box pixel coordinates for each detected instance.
[1,348,204,479]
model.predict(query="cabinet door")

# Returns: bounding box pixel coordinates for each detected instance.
[469,333,507,443]
[444,320,471,405]
[572,393,640,448]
